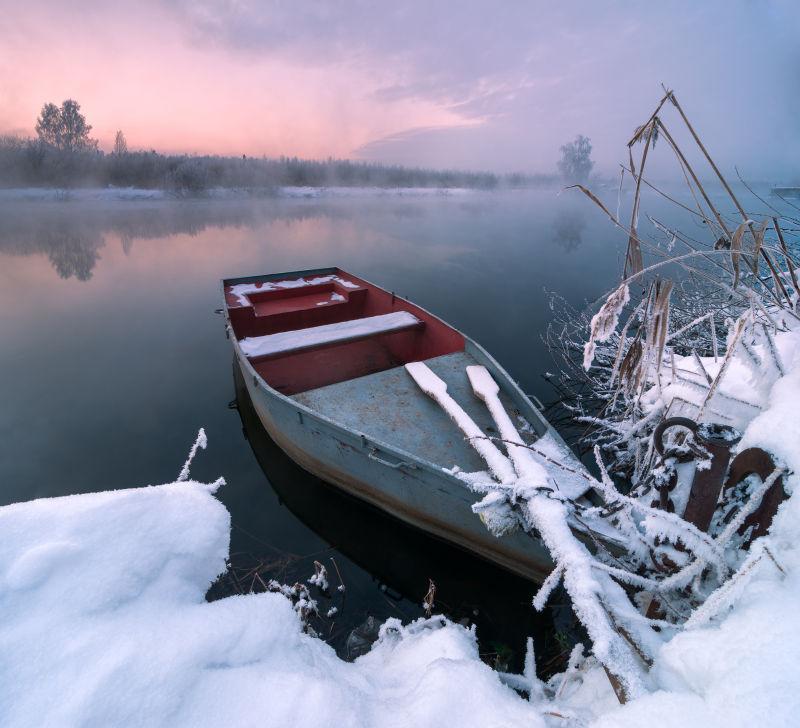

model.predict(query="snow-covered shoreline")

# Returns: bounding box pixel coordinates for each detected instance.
[1,330,798,728]
[0,477,541,727]
[0,185,478,203]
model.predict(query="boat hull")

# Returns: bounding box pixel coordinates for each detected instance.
[234,349,554,582]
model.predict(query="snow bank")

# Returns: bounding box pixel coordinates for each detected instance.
[0,187,170,202]
[590,483,800,728]
[2,440,799,726]
[580,321,800,728]
[276,186,474,199]
[0,479,539,728]
[0,186,474,203]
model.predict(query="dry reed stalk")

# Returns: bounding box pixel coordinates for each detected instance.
[329,556,346,593]
[730,220,749,288]
[610,300,646,389]
[667,91,793,305]
[691,349,712,384]
[566,183,619,222]
[736,167,785,217]
[669,346,677,385]
[651,280,673,386]
[571,174,784,318]
[654,118,732,239]
[666,311,714,345]
[423,579,436,617]
[761,323,785,376]
[751,218,769,274]
[627,90,671,147]
[626,123,654,277]
[622,164,699,217]
[773,217,800,295]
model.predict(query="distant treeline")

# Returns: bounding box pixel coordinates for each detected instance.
[0,135,556,192]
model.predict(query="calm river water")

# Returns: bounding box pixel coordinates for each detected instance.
[0,187,687,667]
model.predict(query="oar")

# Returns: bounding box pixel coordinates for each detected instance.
[405,362,517,484]
[466,365,548,484]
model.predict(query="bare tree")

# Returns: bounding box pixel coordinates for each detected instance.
[113,130,128,155]
[557,134,594,185]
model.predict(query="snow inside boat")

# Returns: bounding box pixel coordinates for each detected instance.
[222,267,598,581]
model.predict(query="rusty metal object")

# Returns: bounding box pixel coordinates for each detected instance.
[721,447,787,547]
[652,417,699,456]
[651,417,698,514]
[683,423,742,532]
[652,417,741,531]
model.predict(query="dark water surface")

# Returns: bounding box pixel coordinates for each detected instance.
[0,189,645,667]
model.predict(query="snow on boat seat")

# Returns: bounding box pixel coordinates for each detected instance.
[240,311,424,359]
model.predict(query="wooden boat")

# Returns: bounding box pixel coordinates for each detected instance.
[221,267,599,581]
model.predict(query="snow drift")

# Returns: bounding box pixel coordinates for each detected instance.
[0,479,538,727]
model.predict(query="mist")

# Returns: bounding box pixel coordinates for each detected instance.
[2,1,799,181]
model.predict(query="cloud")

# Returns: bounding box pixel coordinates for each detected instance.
[3,0,799,176]
[162,0,800,176]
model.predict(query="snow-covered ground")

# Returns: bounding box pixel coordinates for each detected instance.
[277,186,474,199]
[0,186,475,202]
[0,476,538,727]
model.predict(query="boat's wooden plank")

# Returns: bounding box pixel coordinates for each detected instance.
[227,273,361,308]
[240,311,423,359]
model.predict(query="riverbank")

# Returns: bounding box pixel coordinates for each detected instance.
[0,185,481,202]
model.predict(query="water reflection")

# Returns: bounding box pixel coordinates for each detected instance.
[45,228,102,280]
[0,199,362,280]
[552,206,586,252]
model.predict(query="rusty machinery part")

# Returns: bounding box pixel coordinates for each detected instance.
[650,417,699,513]
[682,423,741,532]
[720,448,787,548]
[653,417,700,459]
[649,418,744,532]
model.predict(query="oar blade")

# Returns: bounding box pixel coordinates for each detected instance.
[405,361,448,398]
[466,365,499,402]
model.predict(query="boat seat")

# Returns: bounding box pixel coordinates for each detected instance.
[240,311,424,360]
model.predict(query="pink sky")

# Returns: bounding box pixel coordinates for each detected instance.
[0,2,463,159]
[2,1,798,175]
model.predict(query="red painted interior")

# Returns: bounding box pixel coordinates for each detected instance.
[226,269,465,394]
